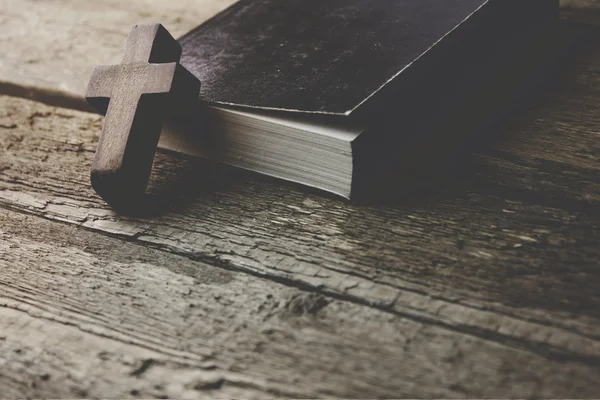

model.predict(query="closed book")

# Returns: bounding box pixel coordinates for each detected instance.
[159,0,559,198]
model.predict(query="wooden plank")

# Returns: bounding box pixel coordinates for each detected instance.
[563,0,600,8]
[4,208,599,398]
[1,1,599,397]
[0,0,597,112]
[1,30,600,397]
[0,0,236,110]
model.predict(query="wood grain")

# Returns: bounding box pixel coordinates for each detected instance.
[1,1,600,398]
[1,27,600,396]
[563,0,600,8]
[0,0,236,110]
[5,208,599,398]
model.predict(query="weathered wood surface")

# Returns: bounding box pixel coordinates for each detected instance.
[563,0,600,8]
[0,0,236,110]
[1,1,600,398]
[562,1,600,24]
[0,0,596,112]
[2,22,600,396]
[5,207,600,399]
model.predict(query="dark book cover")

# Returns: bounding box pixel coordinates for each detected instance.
[178,0,557,116]
[172,0,559,199]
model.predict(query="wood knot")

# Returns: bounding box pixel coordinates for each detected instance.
[285,293,329,315]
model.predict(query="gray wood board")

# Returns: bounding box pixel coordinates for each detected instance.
[0,0,236,110]
[3,208,598,398]
[1,31,600,396]
[1,2,600,398]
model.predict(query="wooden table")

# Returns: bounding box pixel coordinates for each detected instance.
[1,1,599,398]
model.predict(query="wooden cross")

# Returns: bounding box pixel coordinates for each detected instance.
[86,24,200,209]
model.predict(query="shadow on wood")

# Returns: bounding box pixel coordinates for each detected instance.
[119,100,241,217]
[351,22,599,207]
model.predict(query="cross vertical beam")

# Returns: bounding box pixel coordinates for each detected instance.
[86,24,200,209]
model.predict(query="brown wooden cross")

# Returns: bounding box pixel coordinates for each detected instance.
[86,23,200,209]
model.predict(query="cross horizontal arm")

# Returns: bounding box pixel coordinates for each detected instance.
[86,65,119,99]
[86,65,120,114]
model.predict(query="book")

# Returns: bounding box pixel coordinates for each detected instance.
[158,0,559,199]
